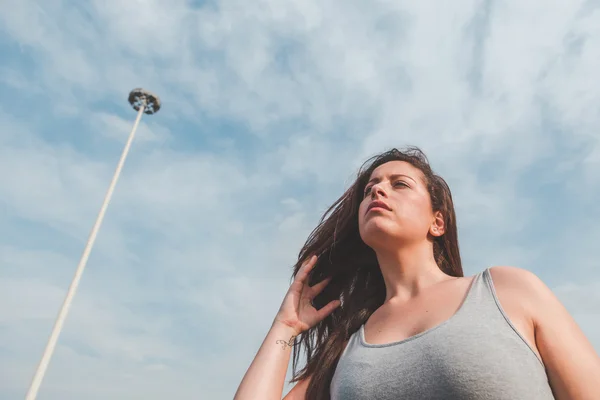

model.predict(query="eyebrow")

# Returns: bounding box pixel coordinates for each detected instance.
[366,174,418,185]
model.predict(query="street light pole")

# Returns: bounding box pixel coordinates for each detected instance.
[24,89,161,400]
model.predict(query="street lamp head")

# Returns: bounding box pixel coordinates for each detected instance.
[128,88,161,115]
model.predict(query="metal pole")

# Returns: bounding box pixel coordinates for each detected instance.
[24,103,146,400]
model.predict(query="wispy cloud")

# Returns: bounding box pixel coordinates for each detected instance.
[1,0,599,398]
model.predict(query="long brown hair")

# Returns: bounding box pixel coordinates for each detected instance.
[290,147,463,399]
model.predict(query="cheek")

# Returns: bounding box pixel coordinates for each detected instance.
[357,202,367,225]
[394,197,432,227]
[357,200,374,231]
[410,204,435,228]
[358,196,369,212]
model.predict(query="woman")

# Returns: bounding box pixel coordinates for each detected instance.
[234,147,600,400]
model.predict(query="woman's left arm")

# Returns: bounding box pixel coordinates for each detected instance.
[512,267,600,399]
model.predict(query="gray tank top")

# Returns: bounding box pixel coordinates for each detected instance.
[330,268,555,399]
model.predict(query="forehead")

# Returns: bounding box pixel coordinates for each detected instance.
[370,160,423,181]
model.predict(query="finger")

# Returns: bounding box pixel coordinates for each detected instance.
[308,277,332,297]
[316,299,341,321]
[295,255,317,283]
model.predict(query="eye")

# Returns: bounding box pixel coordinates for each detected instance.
[393,181,408,188]
[364,185,373,196]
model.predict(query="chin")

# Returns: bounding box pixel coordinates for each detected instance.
[359,219,400,247]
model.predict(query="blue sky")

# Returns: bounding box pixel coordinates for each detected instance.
[1,0,600,398]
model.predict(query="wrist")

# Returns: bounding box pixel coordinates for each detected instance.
[269,320,301,352]
[271,319,302,337]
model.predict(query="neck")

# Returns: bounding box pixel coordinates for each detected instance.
[375,241,451,303]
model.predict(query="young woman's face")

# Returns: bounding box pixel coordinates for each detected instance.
[358,161,441,249]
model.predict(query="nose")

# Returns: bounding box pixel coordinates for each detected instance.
[370,183,387,199]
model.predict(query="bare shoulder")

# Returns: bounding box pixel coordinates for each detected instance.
[487,265,545,287]
[487,266,552,306]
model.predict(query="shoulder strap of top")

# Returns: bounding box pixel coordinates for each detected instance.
[457,268,499,315]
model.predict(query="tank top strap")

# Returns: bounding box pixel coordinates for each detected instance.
[455,267,500,316]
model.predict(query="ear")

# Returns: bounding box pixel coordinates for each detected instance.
[430,211,445,237]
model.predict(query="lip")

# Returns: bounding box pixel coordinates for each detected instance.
[366,200,391,213]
